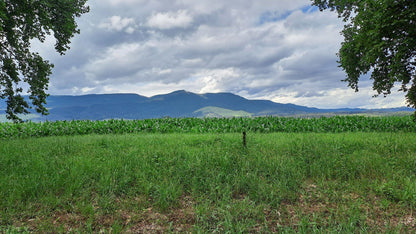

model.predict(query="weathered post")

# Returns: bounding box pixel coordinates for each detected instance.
[243,131,247,147]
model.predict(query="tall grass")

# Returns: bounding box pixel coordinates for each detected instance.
[1,132,416,232]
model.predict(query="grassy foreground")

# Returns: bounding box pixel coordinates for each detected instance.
[1,132,416,232]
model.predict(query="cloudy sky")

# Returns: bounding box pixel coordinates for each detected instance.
[32,0,407,109]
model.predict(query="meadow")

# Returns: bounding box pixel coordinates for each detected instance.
[1,116,416,232]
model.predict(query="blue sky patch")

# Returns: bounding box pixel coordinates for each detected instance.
[258,5,319,25]
[301,5,319,14]
[258,11,291,24]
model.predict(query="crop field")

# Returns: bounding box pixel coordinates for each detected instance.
[1,115,416,139]
[1,116,416,232]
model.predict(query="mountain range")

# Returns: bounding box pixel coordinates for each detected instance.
[0,90,414,121]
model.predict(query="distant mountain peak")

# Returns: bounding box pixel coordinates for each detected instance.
[167,90,201,96]
[171,90,189,94]
[2,90,413,122]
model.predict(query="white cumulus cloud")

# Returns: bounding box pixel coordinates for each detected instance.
[147,10,194,29]
[99,16,136,33]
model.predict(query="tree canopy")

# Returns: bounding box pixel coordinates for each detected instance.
[312,0,416,114]
[0,0,89,122]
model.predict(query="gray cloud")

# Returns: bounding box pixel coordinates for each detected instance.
[30,0,406,109]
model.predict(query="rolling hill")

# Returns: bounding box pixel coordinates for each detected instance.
[0,90,414,121]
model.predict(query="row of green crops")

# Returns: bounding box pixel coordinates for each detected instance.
[1,115,416,138]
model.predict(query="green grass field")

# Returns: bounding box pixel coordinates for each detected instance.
[1,130,416,232]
